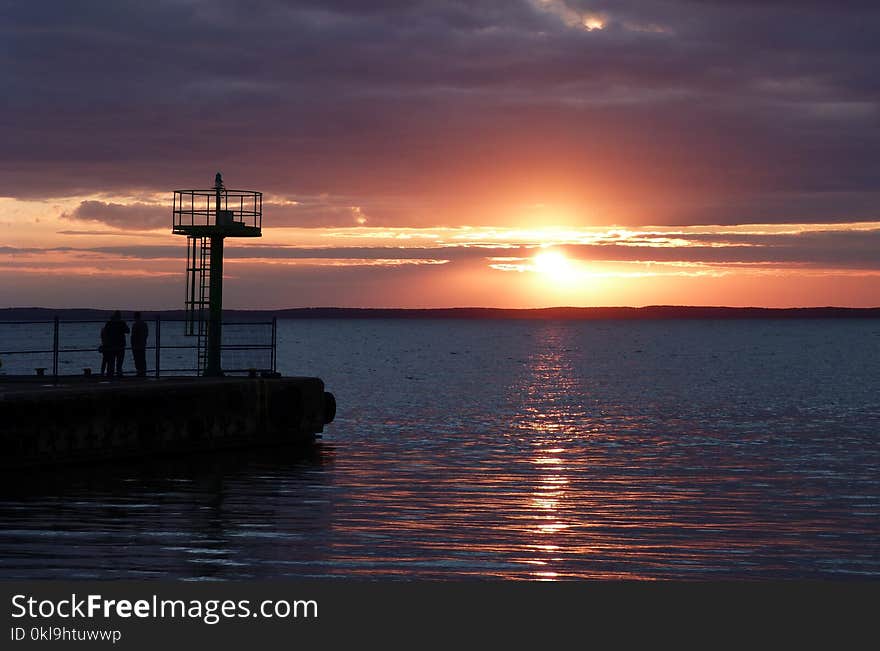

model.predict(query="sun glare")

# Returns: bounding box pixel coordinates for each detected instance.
[532,249,577,284]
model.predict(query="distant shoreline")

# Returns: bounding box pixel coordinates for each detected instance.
[2,306,879,321]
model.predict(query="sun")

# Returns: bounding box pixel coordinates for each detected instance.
[532,249,577,284]
[583,16,605,31]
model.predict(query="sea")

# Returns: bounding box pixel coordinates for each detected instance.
[1,318,878,579]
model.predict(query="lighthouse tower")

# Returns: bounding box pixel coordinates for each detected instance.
[171,173,262,375]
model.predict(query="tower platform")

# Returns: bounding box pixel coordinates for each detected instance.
[172,223,262,238]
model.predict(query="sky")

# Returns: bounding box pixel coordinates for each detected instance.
[1,0,879,309]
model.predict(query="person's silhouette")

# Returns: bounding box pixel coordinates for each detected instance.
[103,310,130,377]
[99,324,112,377]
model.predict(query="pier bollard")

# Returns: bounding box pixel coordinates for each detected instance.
[323,392,336,424]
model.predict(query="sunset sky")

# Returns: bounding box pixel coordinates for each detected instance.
[2,0,879,309]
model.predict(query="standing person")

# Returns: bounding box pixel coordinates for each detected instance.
[99,324,112,377]
[130,312,149,377]
[104,310,130,377]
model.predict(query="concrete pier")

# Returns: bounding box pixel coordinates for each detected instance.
[0,376,335,469]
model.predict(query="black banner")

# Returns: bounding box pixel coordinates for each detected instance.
[1,582,876,648]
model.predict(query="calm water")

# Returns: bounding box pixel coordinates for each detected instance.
[1,319,879,580]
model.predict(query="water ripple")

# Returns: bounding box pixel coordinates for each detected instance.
[1,319,879,579]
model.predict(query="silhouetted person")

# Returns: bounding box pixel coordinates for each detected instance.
[130,312,149,377]
[99,324,112,377]
[103,310,130,377]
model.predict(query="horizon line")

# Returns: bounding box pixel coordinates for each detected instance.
[2,305,879,317]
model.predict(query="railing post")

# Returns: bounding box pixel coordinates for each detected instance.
[271,316,277,373]
[155,315,161,378]
[52,316,59,381]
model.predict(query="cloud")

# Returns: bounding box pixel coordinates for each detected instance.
[2,1,880,227]
[61,201,167,230]
[264,196,416,227]
[57,195,413,230]
[5,223,880,269]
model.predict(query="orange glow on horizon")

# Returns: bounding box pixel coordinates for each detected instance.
[2,196,879,309]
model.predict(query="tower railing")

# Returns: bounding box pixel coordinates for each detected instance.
[172,189,262,232]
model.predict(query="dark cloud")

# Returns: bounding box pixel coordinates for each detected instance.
[57,196,407,229]
[2,1,880,225]
[60,201,167,230]
[263,198,410,227]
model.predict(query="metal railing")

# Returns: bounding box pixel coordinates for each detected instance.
[172,189,262,231]
[0,317,277,380]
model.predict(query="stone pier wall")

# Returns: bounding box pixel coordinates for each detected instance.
[0,377,332,469]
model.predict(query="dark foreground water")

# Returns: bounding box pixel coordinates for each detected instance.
[1,319,879,579]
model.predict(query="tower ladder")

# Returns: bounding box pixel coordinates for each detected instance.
[184,236,212,374]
